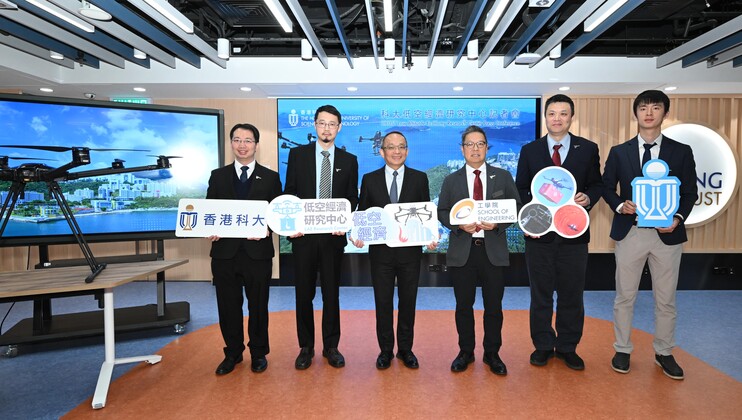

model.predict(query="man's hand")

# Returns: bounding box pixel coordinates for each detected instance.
[574,192,591,208]
[208,235,220,242]
[621,200,637,215]
[656,217,680,234]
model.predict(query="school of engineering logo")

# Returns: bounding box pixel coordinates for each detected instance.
[632,159,680,228]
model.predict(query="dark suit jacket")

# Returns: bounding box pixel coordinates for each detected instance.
[206,162,282,260]
[602,135,697,245]
[358,165,431,262]
[283,142,359,248]
[437,164,522,267]
[515,134,603,244]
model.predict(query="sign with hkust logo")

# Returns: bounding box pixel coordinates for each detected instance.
[175,199,269,238]
[449,198,518,225]
[632,159,680,228]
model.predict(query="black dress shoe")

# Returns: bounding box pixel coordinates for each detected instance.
[396,351,419,369]
[376,351,393,370]
[215,355,243,375]
[251,356,268,373]
[450,351,474,372]
[611,352,630,374]
[556,351,585,370]
[322,348,346,368]
[483,352,507,375]
[655,354,684,380]
[295,347,314,370]
[530,349,555,366]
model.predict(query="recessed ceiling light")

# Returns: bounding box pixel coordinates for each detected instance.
[39,87,54,93]
[664,86,677,91]
[346,86,358,92]
[239,87,252,92]
[49,51,64,60]
[558,86,570,91]
[133,87,147,92]
[452,86,464,91]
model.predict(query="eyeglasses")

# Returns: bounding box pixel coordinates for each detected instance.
[381,145,408,151]
[231,138,256,145]
[462,141,487,149]
[315,121,339,129]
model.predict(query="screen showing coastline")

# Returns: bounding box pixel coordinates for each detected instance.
[0,93,224,246]
[276,97,541,253]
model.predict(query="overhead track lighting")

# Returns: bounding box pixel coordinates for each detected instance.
[78,1,111,21]
[50,50,64,59]
[27,0,95,32]
[133,48,146,59]
[584,0,627,32]
[383,0,393,33]
[484,0,510,32]
[264,0,293,33]
[143,0,194,33]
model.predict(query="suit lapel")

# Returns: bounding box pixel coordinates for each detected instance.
[485,165,496,198]
[625,137,642,177]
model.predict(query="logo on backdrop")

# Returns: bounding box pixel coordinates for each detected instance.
[632,159,680,228]
[288,109,299,127]
[662,123,738,227]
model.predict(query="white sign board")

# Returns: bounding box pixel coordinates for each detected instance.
[175,198,269,238]
[448,198,518,225]
[265,194,353,236]
[350,201,439,247]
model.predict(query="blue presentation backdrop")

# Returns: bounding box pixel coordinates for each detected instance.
[276,97,541,253]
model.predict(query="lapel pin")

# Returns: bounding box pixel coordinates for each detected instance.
[336,168,341,172]
[489,174,495,179]
[256,175,261,180]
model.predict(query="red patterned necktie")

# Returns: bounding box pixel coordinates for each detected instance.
[552,144,562,166]
[473,169,483,232]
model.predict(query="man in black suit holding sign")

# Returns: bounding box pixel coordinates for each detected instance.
[207,123,282,375]
[352,131,434,370]
[284,105,359,370]
[515,94,603,371]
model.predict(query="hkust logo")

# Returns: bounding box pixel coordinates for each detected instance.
[632,159,680,228]
[288,109,299,127]
[179,204,198,231]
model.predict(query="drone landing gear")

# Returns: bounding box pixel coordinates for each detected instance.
[0,179,106,283]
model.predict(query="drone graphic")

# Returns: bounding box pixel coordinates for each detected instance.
[542,176,574,191]
[393,205,433,224]
[1,145,176,283]
[358,131,383,155]
[278,132,315,149]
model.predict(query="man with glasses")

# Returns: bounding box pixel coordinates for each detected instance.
[284,104,359,370]
[515,94,602,371]
[437,125,521,375]
[207,123,282,375]
[352,131,435,370]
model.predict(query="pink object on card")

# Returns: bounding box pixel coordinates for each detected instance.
[538,182,563,203]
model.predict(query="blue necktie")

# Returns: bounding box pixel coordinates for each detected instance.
[240,166,248,183]
[389,170,398,203]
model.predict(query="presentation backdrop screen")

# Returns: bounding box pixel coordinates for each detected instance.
[0,93,224,246]
[276,97,541,253]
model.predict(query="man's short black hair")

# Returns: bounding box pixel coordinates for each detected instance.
[382,131,407,147]
[230,123,260,143]
[314,104,342,124]
[461,125,487,144]
[633,90,670,116]
[545,94,574,116]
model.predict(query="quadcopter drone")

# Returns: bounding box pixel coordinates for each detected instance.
[1,145,179,283]
[358,131,383,156]
[393,205,433,225]
[278,132,316,149]
[542,176,574,191]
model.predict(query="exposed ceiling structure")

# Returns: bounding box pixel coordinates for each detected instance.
[1,0,741,99]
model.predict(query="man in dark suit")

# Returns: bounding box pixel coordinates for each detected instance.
[437,125,522,375]
[207,123,282,375]
[603,90,697,380]
[284,104,359,370]
[352,131,435,370]
[515,94,603,371]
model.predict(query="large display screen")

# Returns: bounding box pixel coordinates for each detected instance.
[276,97,541,253]
[0,93,224,246]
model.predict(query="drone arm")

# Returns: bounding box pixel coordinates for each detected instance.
[64,164,164,181]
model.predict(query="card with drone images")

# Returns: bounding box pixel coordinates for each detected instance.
[349,201,439,247]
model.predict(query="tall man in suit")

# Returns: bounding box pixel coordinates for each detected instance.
[438,125,522,375]
[515,94,603,371]
[284,104,359,370]
[352,131,435,370]
[207,123,282,375]
[603,90,697,380]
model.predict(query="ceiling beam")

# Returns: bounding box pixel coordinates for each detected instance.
[555,0,643,68]
[657,14,742,68]
[452,0,488,68]
[707,43,742,68]
[325,0,353,69]
[528,0,605,68]
[0,34,75,68]
[426,0,449,68]
[502,0,566,68]
[478,0,527,68]
[682,31,742,68]
[364,0,379,69]
[285,0,329,69]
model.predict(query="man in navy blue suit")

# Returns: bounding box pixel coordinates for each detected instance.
[352,131,435,370]
[284,105,359,370]
[207,123,282,375]
[515,94,603,371]
[603,90,697,380]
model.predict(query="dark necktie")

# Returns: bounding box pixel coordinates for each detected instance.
[552,144,562,167]
[240,165,248,183]
[319,151,331,199]
[642,143,655,167]
[473,169,483,231]
[389,170,398,203]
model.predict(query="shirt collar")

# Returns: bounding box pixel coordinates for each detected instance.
[638,133,663,147]
[547,133,571,151]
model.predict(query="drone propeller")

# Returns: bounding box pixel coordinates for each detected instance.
[0,145,149,152]
[147,155,183,159]
[4,156,56,161]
